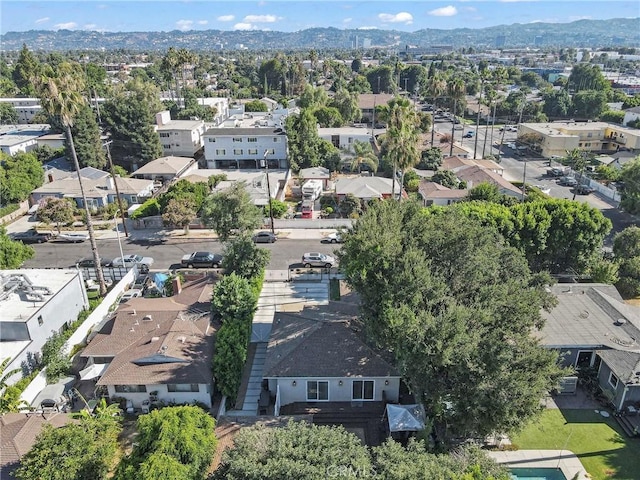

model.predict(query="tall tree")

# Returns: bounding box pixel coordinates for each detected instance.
[37,197,76,233]
[0,102,19,124]
[0,226,34,269]
[162,198,196,234]
[33,61,108,295]
[0,151,44,203]
[349,140,378,173]
[12,44,41,96]
[620,155,640,214]
[222,234,271,280]
[200,182,263,242]
[68,102,107,169]
[613,226,640,298]
[447,77,465,156]
[337,201,564,441]
[328,88,361,125]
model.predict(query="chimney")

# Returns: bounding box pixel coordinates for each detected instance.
[172,276,182,296]
[106,176,115,190]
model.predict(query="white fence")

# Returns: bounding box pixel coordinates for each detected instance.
[62,267,137,356]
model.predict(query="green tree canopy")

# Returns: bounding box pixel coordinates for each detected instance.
[211,273,257,324]
[222,234,271,280]
[162,198,196,234]
[12,44,41,96]
[0,102,19,124]
[244,99,269,112]
[614,226,640,298]
[37,197,76,233]
[620,155,640,215]
[328,88,361,125]
[337,201,564,441]
[0,151,44,203]
[201,182,263,242]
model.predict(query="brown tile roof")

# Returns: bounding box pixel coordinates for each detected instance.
[1,413,75,479]
[263,306,399,378]
[82,279,216,387]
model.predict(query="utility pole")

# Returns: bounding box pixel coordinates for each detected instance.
[521,158,527,203]
[105,141,129,237]
[262,150,275,235]
[473,79,484,160]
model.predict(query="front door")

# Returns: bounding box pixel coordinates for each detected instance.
[576,350,593,369]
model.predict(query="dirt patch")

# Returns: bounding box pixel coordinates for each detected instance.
[625,298,640,307]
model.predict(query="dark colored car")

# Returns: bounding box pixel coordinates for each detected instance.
[181,251,224,268]
[132,273,152,291]
[76,257,112,268]
[11,229,51,244]
[574,185,595,195]
[253,231,277,243]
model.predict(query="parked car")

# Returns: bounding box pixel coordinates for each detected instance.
[546,167,571,177]
[76,257,112,268]
[253,231,277,243]
[574,185,595,195]
[119,289,143,304]
[55,232,89,243]
[322,232,343,244]
[558,176,577,187]
[181,251,224,268]
[463,131,474,138]
[111,254,154,272]
[132,273,151,292]
[11,229,51,244]
[302,252,336,268]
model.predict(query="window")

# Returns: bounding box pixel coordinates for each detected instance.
[215,149,226,155]
[248,137,257,143]
[160,132,170,138]
[233,137,243,142]
[273,138,279,142]
[37,315,43,326]
[307,380,329,401]
[248,148,258,155]
[348,137,353,144]
[115,385,147,393]
[163,144,171,149]
[587,133,593,138]
[352,380,374,400]
[208,138,216,143]
[233,149,243,155]
[608,372,619,389]
[168,384,199,392]
[130,196,138,204]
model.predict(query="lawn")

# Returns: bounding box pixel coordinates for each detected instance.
[511,409,640,480]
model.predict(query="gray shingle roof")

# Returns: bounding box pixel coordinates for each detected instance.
[263,308,399,378]
[598,350,640,384]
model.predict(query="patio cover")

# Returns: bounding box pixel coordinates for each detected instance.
[79,363,110,380]
[386,404,427,432]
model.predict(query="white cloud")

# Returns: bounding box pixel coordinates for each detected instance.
[198,20,208,25]
[428,6,458,17]
[378,12,413,24]
[53,22,77,30]
[243,14,277,23]
[176,20,194,31]
[217,15,235,22]
[343,18,352,24]
[35,17,49,24]
[358,26,377,30]
[234,22,254,30]
[84,24,97,30]
[462,6,477,12]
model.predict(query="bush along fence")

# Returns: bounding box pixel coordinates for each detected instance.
[211,271,264,407]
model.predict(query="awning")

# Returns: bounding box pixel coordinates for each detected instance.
[386,404,427,432]
[79,363,110,380]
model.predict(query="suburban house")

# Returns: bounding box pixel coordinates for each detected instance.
[0,97,42,124]
[334,176,403,202]
[35,133,65,150]
[263,308,401,414]
[318,127,373,152]
[452,165,522,197]
[0,124,51,155]
[299,166,332,190]
[357,93,395,123]
[518,121,640,158]
[155,110,206,158]
[536,283,640,413]
[623,105,640,126]
[0,270,88,387]
[81,277,216,410]
[418,180,468,206]
[442,156,504,176]
[131,156,198,183]
[0,413,75,479]
[203,127,288,169]
[30,174,154,210]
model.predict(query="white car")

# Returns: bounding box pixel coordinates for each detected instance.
[119,289,143,303]
[302,252,336,268]
[322,232,343,244]
[111,254,154,271]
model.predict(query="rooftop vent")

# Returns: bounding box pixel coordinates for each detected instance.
[614,318,627,326]
[150,336,160,342]
[142,315,153,322]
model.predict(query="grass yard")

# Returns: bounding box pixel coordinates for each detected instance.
[512,409,640,480]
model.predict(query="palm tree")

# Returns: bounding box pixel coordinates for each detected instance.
[34,62,108,295]
[427,73,447,146]
[473,68,491,159]
[349,140,379,173]
[447,77,465,156]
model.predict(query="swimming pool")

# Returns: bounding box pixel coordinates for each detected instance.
[510,467,568,480]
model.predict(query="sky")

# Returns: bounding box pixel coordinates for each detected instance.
[1,1,639,35]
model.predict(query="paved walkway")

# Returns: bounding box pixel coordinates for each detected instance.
[488,449,589,480]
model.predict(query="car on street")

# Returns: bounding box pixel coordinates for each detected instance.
[11,229,52,244]
[546,166,571,177]
[321,232,343,244]
[181,251,224,268]
[253,231,277,243]
[55,232,89,243]
[76,257,112,268]
[574,184,596,195]
[111,254,154,272]
[463,131,474,138]
[302,252,336,268]
[557,176,578,187]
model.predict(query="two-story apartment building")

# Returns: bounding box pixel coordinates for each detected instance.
[518,121,640,158]
[155,111,206,158]
[0,98,42,124]
[203,127,288,169]
[318,127,373,152]
[0,124,51,155]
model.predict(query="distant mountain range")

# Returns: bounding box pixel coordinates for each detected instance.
[1,18,639,52]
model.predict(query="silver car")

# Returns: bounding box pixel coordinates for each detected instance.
[302,252,336,268]
[111,254,154,272]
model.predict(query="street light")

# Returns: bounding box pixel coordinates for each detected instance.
[261,150,276,235]
[113,209,125,263]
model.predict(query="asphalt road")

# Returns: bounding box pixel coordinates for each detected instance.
[21,237,342,271]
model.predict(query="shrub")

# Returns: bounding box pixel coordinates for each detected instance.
[0,203,20,218]
[130,198,160,219]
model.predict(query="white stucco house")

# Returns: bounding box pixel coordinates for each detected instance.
[155,111,206,157]
[131,156,198,182]
[0,270,89,387]
[203,127,288,169]
[0,124,51,155]
[318,127,373,152]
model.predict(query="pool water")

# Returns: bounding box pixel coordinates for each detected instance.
[510,467,568,480]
